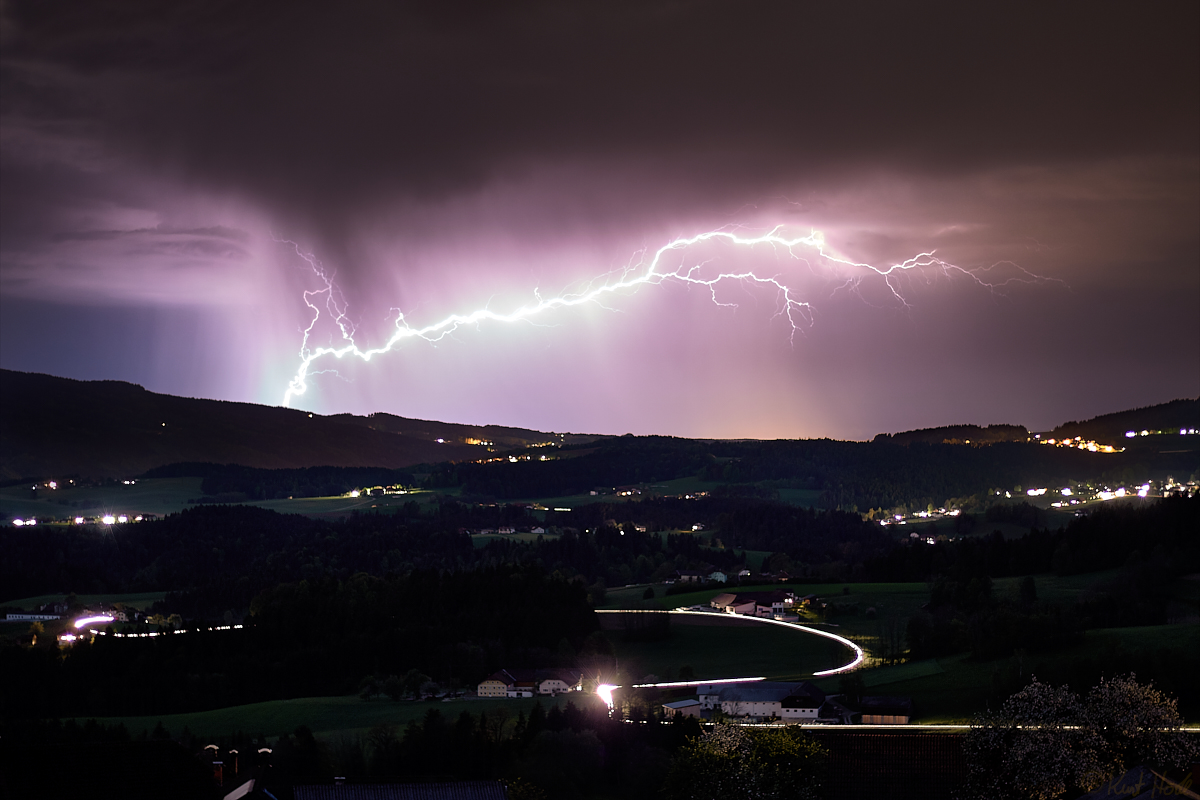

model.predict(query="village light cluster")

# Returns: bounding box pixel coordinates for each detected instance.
[11,513,149,527]
[879,507,960,527]
[1038,436,1121,453]
[1126,428,1197,438]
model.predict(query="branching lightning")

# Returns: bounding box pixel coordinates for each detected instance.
[280,226,1055,407]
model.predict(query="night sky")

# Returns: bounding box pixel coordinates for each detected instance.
[2,2,1197,439]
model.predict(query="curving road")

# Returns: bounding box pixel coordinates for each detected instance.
[593,608,864,702]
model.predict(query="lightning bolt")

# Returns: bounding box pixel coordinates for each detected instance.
[279,226,1056,407]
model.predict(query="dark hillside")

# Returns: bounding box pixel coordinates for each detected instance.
[1051,398,1199,444]
[0,369,599,479]
[874,424,1029,446]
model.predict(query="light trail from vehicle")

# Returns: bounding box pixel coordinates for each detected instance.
[591,608,865,706]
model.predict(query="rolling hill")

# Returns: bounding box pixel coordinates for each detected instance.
[0,370,602,479]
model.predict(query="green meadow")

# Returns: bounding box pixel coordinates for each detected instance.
[816,623,1200,723]
[0,477,203,521]
[604,615,852,684]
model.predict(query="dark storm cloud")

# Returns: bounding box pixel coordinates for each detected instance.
[4,0,1197,250]
[2,1,1196,436]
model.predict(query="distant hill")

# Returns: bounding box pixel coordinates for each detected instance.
[0,370,602,480]
[1050,398,1200,445]
[875,400,1200,448]
[873,424,1030,446]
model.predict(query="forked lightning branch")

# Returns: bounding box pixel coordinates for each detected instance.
[280,226,1054,407]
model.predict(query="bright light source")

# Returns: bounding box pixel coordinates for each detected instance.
[1126,431,1136,438]
[12,518,24,527]
[102,515,116,525]
[74,615,115,629]
[74,517,85,524]
[117,515,128,523]
[1061,488,1072,496]
[349,490,360,498]
[48,481,57,489]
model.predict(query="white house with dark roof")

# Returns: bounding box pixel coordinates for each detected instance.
[780,684,827,720]
[476,668,582,698]
[699,681,828,721]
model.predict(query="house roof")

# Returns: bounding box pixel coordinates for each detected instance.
[781,695,823,709]
[480,670,515,685]
[295,782,509,800]
[733,590,792,605]
[663,699,701,709]
[718,681,807,703]
[480,668,580,686]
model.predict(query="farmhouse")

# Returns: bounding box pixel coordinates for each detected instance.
[662,698,702,718]
[698,681,827,721]
[707,590,795,619]
[780,685,827,721]
[476,668,583,698]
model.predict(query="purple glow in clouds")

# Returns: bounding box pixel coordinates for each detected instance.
[1,3,1196,438]
[280,225,1057,411]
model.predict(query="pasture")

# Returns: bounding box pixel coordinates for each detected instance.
[602,613,853,685]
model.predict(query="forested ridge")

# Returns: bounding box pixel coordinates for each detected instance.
[428,435,1196,512]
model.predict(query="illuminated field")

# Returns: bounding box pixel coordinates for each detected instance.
[603,614,852,684]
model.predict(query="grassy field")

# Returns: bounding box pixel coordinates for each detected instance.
[85,692,603,741]
[604,615,853,684]
[811,623,1200,723]
[0,477,204,521]
[0,480,456,523]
